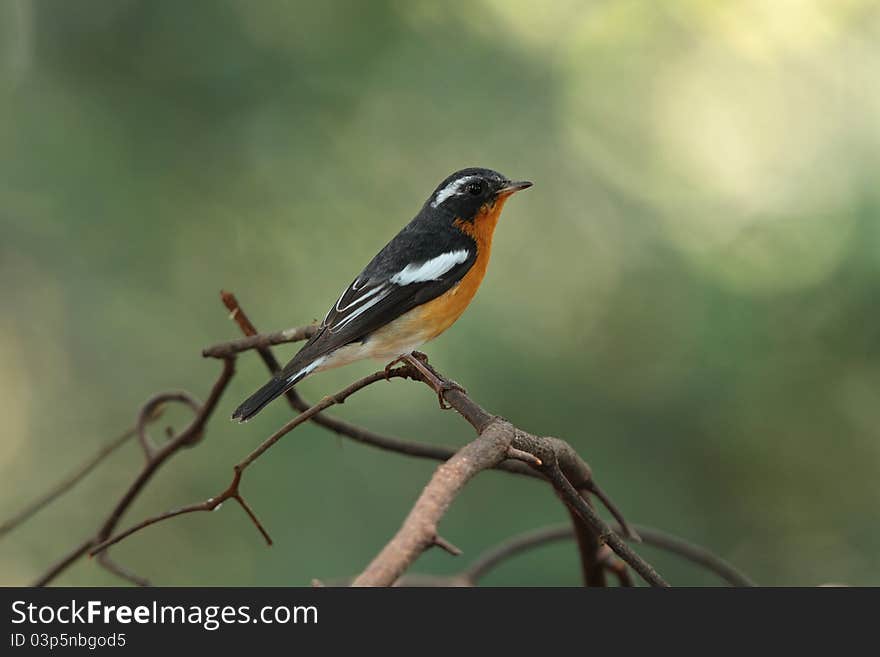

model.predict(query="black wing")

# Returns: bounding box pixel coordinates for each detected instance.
[279,228,476,379]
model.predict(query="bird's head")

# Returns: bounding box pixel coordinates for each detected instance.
[427,168,532,227]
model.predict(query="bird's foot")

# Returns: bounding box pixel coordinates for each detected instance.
[410,350,430,364]
[384,355,408,380]
[432,378,467,410]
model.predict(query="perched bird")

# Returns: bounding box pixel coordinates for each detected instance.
[232,167,532,422]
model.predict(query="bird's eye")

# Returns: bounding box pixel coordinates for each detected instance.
[466,180,484,196]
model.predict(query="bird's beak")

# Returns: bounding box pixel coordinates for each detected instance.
[497,180,533,198]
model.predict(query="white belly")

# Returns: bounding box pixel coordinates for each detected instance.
[314,306,434,373]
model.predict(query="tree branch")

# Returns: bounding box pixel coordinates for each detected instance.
[90,365,423,556]
[32,539,95,587]
[217,293,629,587]
[210,293,659,587]
[202,325,317,359]
[346,355,666,586]
[352,419,515,586]
[620,525,755,587]
[522,439,668,587]
[23,289,748,589]
[31,358,236,586]
[460,524,754,587]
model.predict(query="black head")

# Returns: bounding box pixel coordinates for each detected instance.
[426,167,532,221]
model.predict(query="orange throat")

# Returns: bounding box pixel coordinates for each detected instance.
[453,195,508,254]
[413,197,508,339]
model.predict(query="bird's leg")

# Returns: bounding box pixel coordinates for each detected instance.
[399,352,466,410]
[384,354,408,380]
[410,350,430,363]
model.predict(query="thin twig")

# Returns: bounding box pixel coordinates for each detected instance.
[462,525,575,582]
[91,365,422,555]
[96,552,151,587]
[622,524,756,587]
[28,290,679,590]
[461,524,754,587]
[432,535,463,557]
[537,454,669,587]
[202,325,317,359]
[396,359,642,575]
[95,359,235,543]
[32,539,94,587]
[335,350,662,586]
[596,545,634,587]
[32,358,236,586]
[581,479,640,543]
[89,465,272,555]
[565,501,606,587]
[135,392,199,460]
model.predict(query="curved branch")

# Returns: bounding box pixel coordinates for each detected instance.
[623,525,756,587]
[461,524,754,587]
[27,290,689,590]
[217,292,629,587]
[349,367,667,586]
[136,392,200,460]
[91,366,422,556]
[463,525,574,582]
[31,358,236,586]
[349,360,667,587]
[352,419,515,586]
[534,449,668,587]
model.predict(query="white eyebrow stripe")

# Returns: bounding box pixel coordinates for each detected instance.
[390,250,470,286]
[335,283,385,313]
[431,176,479,208]
[329,287,392,333]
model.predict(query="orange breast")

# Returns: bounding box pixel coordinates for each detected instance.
[355,195,512,360]
[415,196,508,340]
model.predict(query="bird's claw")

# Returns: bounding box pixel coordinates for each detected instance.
[411,350,430,364]
[435,379,466,410]
[384,355,408,380]
[384,351,465,408]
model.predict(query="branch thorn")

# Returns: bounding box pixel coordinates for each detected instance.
[433,535,463,556]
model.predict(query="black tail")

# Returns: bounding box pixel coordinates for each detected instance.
[232,372,302,423]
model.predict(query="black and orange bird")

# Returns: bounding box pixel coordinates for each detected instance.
[232,167,532,422]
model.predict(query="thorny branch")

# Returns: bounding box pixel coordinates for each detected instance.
[348,360,667,587]
[217,294,647,586]
[6,290,754,587]
[89,366,422,556]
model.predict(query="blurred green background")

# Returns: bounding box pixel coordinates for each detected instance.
[2,0,879,586]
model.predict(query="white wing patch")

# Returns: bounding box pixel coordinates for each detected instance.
[431,176,479,208]
[390,250,469,286]
[324,250,469,334]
